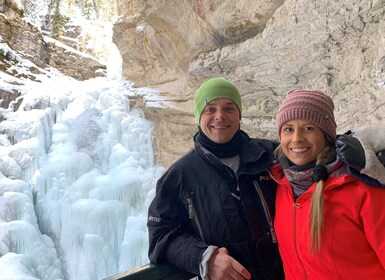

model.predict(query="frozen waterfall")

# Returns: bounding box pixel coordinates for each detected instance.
[0,43,164,280]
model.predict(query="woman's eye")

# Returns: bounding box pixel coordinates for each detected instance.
[304,126,314,131]
[283,127,292,132]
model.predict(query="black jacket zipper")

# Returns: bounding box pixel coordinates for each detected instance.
[252,180,277,243]
[187,193,205,242]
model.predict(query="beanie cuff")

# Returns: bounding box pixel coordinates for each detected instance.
[276,89,337,140]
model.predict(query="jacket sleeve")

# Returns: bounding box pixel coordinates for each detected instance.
[353,125,385,185]
[360,184,385,268]
[147,170,208,275]
[335,126,385,187]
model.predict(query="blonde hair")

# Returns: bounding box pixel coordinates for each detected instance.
[310,145,335,254]
[274,142,335,254]
[309,175,325,253]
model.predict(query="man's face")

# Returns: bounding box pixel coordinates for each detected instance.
[199,98,240,144]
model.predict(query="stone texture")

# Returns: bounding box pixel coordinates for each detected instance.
[2,0,385,168]
[0,0,106,82]
[114,0,385,168]
[113,0,282,87]
[44,39,107,81]
[0,0,108,124]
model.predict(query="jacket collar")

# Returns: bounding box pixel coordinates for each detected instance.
[195,131,275,175]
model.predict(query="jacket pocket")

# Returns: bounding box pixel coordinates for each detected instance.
[187,192,205,242]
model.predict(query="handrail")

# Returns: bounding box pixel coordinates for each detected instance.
[103,263,197,280]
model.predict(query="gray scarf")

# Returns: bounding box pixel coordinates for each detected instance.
[277,146,347,198]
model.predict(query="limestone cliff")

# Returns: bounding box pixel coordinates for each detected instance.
[0,0,107,82]
[0,0,108,124]
[113,0,385,168]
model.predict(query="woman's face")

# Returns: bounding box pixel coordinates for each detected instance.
[280,119,327,166]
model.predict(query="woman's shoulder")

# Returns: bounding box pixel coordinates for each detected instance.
[329,173,385,197]
[345,166,385,188]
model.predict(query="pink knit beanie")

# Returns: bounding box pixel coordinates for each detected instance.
[276,89,337,140]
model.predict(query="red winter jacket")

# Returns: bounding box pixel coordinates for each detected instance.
[270,163,385,280]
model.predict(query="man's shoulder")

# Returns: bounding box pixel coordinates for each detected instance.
[157,149,203,187]
[239,130,278,151]
[166,149,199,171]
[248,138,279,151]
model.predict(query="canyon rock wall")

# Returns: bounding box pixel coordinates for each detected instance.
[1,0,106,82]
[114,0,385,168]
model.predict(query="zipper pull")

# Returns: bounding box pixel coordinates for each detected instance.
[231,178,241,200]
[187,197,193,219]
[269,221,277,243]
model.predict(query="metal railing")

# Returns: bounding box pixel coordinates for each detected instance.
[103,263,197,280]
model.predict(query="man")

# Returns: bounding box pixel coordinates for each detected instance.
[147,77,385,280]
[148,77,283,279]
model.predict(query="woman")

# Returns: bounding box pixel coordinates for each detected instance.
[270,89,385,280]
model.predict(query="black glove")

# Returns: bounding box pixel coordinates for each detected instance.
[377,151,385,165]
[335,133,365,171]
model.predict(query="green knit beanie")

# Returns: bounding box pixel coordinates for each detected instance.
[194,77,242,125]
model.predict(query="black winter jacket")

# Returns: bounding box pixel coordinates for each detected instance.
[147,132,284,280]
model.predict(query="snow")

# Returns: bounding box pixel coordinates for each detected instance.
[0,33,166,279]
[43,35,97,60]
